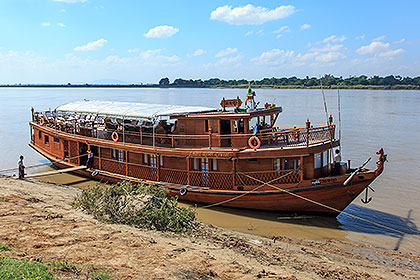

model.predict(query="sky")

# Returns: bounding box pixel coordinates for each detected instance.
[0,0,419,84]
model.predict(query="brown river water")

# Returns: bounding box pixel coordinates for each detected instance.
[0,87,419,254]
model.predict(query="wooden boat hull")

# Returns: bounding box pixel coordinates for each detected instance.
[30,143,381,215]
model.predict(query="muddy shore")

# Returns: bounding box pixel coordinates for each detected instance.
[0,176,419,279]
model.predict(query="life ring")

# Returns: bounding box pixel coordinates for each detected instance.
[91,170,99,177]
[248,135,261,149]
[293,130,300,140]
[111,131,119,142]
[179,187,187,196]
[39,118,45,125]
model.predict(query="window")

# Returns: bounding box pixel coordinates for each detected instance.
[38,131,42,139]
[118,150,124,162]
[314,153,322,169]
[205,120,209,132]
[112,149,124,162]
[150,155,157,167]
[160,155,164,166]
[54,137,60,143]
[143,154,148,164]
[201,158,209,172]
[212,158,217,171]
[232,120,238,133]
[193,158,198,170]
[322,150,328,167]
[179,121,185,132]
[274,158,281,171]
[44,135,49,145]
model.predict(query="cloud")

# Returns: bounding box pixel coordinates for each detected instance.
[378,49,405,57]
[251,49,294,65]
[297,43,346,63]
[356,35,365,40]
[356,40,404,58]
[216,54,242,65]
[128,48,140,53]
[245,31,253,36]
[215,47,238,57]
[53,0,87,3]
[41,22,51,27]
[315,52,346,63]
[210,4,295,25]
[393,38,406,44]
[139,49,179,63]
[273,26,290,38]
[300,24,311,30]
[372,35,386,41]
[74,38,107,51]
[273,26,290,33]
[57,23,66,27]
[311,44,344,52]
[356,41,390,55]
[322,35,346,43]
[193,49,206,56]
[144,25,179,38]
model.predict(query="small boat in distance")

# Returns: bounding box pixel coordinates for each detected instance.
[29,88,386,215]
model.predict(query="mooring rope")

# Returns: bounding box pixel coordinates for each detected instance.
[238,172,417,238]
[0,153,88,175]
[200,170,297,209]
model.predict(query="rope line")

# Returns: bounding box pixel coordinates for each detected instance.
[200,170,297,209]
[0,153,88,174]
[238,172,417,238]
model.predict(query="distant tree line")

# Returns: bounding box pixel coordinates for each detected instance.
[159,75,420,89]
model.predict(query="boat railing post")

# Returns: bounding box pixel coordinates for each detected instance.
[306,119,310,147]
[209,128,213,149]
[300,156,304,181]
[140,126,143,145]
[122,116,125,144]
[186,157,190,186]
[171,135,174,148]
[98,146,102,170]
[125,150,128,176]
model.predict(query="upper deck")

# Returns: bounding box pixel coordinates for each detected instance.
[31,99,336,150]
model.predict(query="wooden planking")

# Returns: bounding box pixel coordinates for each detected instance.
[26,166,87,178]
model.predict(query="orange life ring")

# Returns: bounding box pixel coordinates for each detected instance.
[248,135,261,149]
[111,131,119,142]
[39,118,45,125]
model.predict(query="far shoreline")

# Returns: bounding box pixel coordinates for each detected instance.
[1,84,420,90]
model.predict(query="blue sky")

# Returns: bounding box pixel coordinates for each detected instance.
[0,0,419,84]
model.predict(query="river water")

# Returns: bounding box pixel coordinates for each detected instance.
[0,87,419,254]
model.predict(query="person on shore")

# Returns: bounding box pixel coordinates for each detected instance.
[86,149,93,169]
[18,155,25,179]
[333,149,342,175]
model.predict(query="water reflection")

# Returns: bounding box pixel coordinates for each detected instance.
[338,204,419,237]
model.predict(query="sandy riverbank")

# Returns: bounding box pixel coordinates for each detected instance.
[0,176,419,279]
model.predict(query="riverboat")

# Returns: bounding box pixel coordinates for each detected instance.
[29,90,386,215]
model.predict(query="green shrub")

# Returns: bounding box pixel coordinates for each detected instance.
[0,243,12,251]
[0,257,55,280]
[73,182,196,233]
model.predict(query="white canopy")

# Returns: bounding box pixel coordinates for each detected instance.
[56,100,217,120]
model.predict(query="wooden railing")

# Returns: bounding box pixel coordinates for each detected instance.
[35,118,335,149]
[96,157,301,190]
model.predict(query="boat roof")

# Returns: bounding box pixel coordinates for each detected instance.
[55,100,217,120]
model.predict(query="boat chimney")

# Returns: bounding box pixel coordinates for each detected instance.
[306,119,311,129]
[329,115,333,125]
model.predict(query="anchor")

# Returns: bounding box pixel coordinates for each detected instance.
[361,186,375,204]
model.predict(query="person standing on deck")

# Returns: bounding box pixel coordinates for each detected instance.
[333,149,342,175]
[86,149,93,169]
[18,155,25,179]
